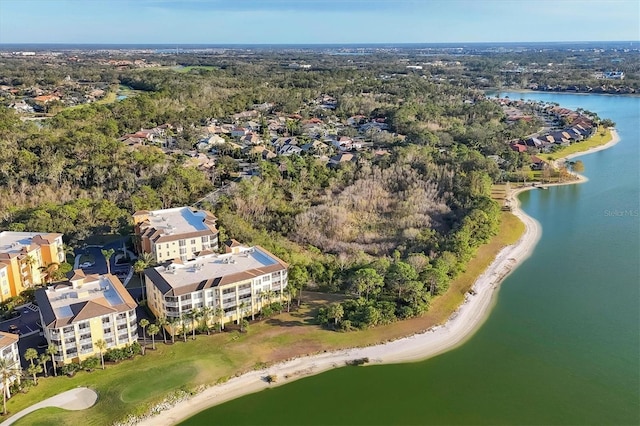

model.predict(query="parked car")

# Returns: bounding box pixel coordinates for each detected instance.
[80,262,94,268]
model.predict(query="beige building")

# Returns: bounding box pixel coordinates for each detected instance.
[0,331,21,392]
[144,242,288,328]
[0,231,65,301]
[133,207,219,263]
[35,270,138,365]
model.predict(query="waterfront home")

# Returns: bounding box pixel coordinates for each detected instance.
[35,271,138,365]
[144,243,288,329]
[133,207,219,263]
[0,231,65,300]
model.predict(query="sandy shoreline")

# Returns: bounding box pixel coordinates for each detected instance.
[135,130,620,426]
[137,200,542,426]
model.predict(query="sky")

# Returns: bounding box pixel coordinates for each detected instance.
[0,0,639,44]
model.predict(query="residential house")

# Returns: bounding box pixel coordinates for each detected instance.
[35,271,138,365]
[9,101,35,113]
[32,94,60,105]
[241,133,262,145]
[530,156,547,170]
[328,152,356,167]
[0,332,21,390]
[133,207,219,263]
[242,121,261,132]
[231,110,259,121]
[144,243,288,329]
[0,232,65,301]
[278,144,303,156]
[347,115,367,127]
[509,143,528,153]
[231,127,249,138]
[196,134,226,151]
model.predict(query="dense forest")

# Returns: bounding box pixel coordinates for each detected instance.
[0,49,596,328]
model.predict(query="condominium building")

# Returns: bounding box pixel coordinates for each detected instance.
[144,242,288,328]
[0,231,65,301]
[35,270,138,365]
[0,331,21,391]
[132,207,219,263]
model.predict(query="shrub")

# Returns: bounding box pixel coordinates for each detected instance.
[61,362,82,376]
[81,356,100,372]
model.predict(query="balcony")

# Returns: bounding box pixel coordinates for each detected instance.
[80,348,93,355]
[64,332,76,339]
[79,338,93,345]
[116,319,128,326]
[164,301,179,308]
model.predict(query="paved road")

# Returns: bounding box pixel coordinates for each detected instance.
[0,387,97,425]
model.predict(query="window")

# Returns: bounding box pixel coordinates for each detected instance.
[166,252,170,258]
[191,247,197,253]
[166,244,170,249]
[191,239,196,245]
[180,248,187,255]
[102,317,110,324]
[179,240,186,247]
[201,236,209,243]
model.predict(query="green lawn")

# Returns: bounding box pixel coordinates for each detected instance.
[545,128,612,160]
[7,212,525,425]
[119,364,197,403]
[172,65,217,73]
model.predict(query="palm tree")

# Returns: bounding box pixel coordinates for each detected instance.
[156,316,168,343]
[24,348,38,369]
[285,286,297,313]
[147,324,160,350]
[180,314,190,343]
[139,318,149,354]
[328,303,344,326]
[45,344,58,377]
[38,262,60,284]
[168,316,178,343]
[238,302,249,331]
[133,252,155,301]
[24,348,41,385]
[265,290,276,305]
[214,307,225,331]
[189,309,200,340]
[133,260,147,300]
[95,339,107,370]
[23,255,37,286]
[101,248,115,275]
[200,306,212,335]
[38,353,49,377]
[0,358,20,416]
[59,244,75,263]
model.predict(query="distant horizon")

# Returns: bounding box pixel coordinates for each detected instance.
[1,1,638,45]
[0,39,640,47]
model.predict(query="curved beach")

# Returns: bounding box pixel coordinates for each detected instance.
[136,130,620,426]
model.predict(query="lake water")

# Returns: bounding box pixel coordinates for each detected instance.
[182,93,640,425]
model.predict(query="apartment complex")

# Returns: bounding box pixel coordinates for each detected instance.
[35,270,138,365]
[132,207,219,263]
[144,242,288,328]
[0,231,65,301]
[0,331,21,390]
